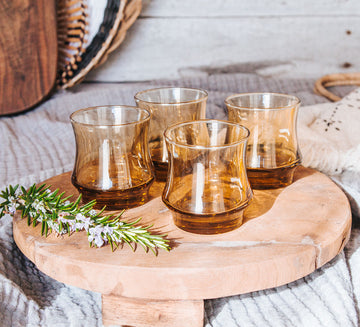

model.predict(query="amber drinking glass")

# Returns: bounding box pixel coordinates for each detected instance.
[70,105,154,209]
[225,93,302,189]
[162,120,252,234]
[134,87,208,181]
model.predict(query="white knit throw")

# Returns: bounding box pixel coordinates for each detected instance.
[0,76,359,326]
[299,88,360,217]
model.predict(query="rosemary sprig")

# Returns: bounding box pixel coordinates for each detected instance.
[0,184,170,255]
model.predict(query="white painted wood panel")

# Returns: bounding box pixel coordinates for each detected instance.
[141,0,360,17]
[85,0,360,82]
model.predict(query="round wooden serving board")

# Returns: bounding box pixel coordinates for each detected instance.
[13,167,351,327]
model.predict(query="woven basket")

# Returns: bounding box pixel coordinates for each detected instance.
[314,72,360,101]
[57,0,142,89]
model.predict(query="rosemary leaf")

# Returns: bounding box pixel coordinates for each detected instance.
[0,183,170,255]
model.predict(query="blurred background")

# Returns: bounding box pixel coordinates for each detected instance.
[86,0,360,83]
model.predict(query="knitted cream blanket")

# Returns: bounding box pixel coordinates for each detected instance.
[0,74,359,326]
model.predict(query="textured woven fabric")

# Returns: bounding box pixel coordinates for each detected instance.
[0,73,359,326]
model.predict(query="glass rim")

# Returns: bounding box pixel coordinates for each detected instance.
[70,105,151,127]
[134,87,208,105]
[164,119,250,149]
[224,92,301,111]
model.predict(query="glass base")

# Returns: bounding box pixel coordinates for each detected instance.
[165,203,246,235]
[72,177,154,210]
[247,163,299,190]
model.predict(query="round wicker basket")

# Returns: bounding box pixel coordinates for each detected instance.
[314,72,360,101]
[57,0,142,89]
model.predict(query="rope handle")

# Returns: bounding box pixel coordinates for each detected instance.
[314,72,360,102]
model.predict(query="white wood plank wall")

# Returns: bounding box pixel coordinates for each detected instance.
[86,0,360,82]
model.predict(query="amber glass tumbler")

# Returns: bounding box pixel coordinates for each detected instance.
[134,87,207,181]
[225,93,302,189]
[162,120,252,234]
[70,105,154,209]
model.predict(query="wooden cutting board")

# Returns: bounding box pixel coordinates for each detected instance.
[13,166,351,327]
[0,0,57,115]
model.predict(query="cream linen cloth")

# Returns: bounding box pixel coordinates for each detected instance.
[0,74,359,326]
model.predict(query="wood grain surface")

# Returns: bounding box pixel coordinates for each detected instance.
[102,295,204,327]
[13,166,351,300]
[0,0,57,115]
[86,0,360,82]
[141,0,357,16]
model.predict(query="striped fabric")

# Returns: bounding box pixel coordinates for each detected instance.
[0,73,359,326]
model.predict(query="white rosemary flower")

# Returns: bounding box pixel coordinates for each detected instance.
[8,205,17,215]
[75,213,92,231]
[48,221,60,234]
[75,213,86,221]
[70,220,89,232]
[58,211,70,224]
[14,188,23,197]
[88,225,105,247]
[103,225,114,236]
[32,199,47,214]
[47,220,56,231]
[82,217,92,231]
[0,183,170,254]
[89,209,97,217]
[8,197,19,214]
